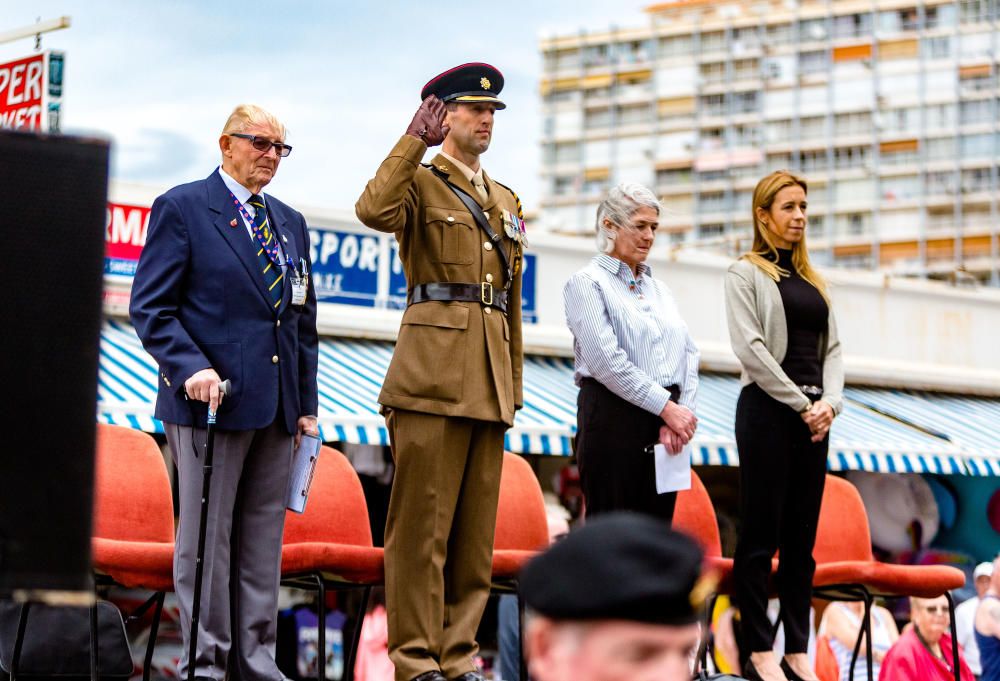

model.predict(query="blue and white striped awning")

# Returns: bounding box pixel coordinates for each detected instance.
[96,319,999,473]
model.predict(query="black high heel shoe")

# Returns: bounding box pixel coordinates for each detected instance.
[780,658,811,681]
[742,659,766,681]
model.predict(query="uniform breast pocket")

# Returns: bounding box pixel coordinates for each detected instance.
[426,206,475,265]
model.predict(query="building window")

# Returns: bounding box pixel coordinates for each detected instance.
[700,30,726,52]
[552,176,577,196]
[733,91,760,114]
[658,34,693,57]
[697,191,728,213]
[799,50,830,74]
[960,99,994,125]
[699,223,725,239]
[926,5,958,28]
[847,213,867,235]
[700,94,726,117]
[700,61,726,85]
[835,146,870,169]
[656,168,693,186]
[810,215,825,237]
[833,12,873,39]
[799,18,828,42]
[766,22,794,45]
[960,0,997,23]
[922,36,952,59]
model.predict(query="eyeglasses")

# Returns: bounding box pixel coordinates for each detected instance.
[228,133,292,158]
[923,605,949,615]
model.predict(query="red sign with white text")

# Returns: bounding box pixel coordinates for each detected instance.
[105,202,151,277]
[0,54,45,130]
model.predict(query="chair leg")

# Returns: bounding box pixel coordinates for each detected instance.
[518,587,528,681]
[345,586,370,681]
[314,575,327,681]
[946,591,960,681]
[90,602,100,681]
[862,591,874,681]
[143,593,166,681]
[10,601,31,681]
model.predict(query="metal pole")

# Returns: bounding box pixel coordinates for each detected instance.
[0,16,71,46]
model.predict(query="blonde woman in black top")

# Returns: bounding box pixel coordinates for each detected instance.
[725,171,844,681]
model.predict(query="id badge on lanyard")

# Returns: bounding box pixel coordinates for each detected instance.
[290,257,309,305]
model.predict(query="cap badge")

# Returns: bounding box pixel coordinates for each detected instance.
[480,76,491,90]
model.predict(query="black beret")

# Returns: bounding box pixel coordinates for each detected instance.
[421,62,506,110]
[519,513,705,626]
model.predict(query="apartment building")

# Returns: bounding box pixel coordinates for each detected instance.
[538,0,999,283]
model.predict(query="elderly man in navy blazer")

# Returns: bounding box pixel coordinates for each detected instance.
[130,104,318,681]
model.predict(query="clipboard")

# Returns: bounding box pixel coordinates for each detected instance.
[287,433,322,513]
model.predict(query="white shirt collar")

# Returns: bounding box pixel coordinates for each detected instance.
[595,254,652,279]
[218,166,256,205]
[439,151,485,186]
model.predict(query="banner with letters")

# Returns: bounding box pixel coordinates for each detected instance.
[101,214,538,322]
[0,51,64,132]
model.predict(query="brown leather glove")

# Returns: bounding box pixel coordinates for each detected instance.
[405,95,450,146]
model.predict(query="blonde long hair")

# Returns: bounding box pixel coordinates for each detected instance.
[741,170,828,300]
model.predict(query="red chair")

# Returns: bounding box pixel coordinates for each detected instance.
[490,451,549,681]
[675,469,734,592]
[811,475,966,681]
[281,446,385,681]
[492,451,549,583]
[91,423,176,681]
[675,469,737,674]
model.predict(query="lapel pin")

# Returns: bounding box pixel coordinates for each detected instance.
[282,235,288,243]
[230,218,238,227]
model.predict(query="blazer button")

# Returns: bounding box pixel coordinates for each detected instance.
[485,307,493,315]
[272,355,279,364]
[485,273,494,283]
[484,211,490,219]
[447,216,455,223]
[276,320,281,327]
[484,241,493,251]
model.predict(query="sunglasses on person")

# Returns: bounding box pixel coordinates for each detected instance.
[228,133,293,158]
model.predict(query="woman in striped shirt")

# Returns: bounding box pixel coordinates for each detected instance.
[563,182,699,524]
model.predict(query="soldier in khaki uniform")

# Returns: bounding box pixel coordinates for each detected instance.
[355,63,524,681]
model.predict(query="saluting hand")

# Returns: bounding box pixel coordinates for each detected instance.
[405,95,450,147]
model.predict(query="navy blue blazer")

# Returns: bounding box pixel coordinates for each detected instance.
[130,169,319,433]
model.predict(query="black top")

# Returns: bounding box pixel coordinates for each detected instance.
[771,248,828,388]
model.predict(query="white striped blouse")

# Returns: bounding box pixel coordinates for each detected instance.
[563,254,700,416]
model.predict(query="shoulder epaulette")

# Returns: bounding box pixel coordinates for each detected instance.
[493,180,524,220]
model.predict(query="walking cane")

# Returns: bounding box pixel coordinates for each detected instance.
[187,379,230,681]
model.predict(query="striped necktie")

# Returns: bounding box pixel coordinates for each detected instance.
[248,194,283,309]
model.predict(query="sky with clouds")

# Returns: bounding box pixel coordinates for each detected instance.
[2,1,650,212]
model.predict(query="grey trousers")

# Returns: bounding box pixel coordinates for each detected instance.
[165,419,293,681]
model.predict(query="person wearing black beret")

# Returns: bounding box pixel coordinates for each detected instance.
[356,63,525,681]
[520,513,711,681]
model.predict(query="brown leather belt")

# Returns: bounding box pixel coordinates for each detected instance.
[408,282,509,313]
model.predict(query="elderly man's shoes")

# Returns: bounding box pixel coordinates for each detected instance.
[451,674,487,681]
[411,673,447,681]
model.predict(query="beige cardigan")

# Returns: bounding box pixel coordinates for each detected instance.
[724,258,844,415]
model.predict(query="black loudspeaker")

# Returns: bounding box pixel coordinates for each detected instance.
[0,130,110,596]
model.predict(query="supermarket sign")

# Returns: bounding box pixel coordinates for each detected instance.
[0,51,64,132]
[105,202,151,277]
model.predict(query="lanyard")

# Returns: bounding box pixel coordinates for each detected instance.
[229,191,282,266]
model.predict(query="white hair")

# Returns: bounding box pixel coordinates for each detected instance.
[595,182,661,254]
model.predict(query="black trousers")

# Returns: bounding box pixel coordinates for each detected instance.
[575,378,679,523]
[733,382,828,655]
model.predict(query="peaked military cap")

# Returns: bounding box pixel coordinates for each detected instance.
[421,62,506,110]
[519,512,707,626]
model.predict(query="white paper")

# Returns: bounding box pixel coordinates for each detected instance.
[653,442,692,494]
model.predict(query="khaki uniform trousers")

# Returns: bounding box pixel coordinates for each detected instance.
[383,408,505,681]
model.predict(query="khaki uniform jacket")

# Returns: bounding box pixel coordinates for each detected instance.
[356,134,524,426]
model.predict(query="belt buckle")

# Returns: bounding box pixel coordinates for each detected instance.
[480,282,493,306]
